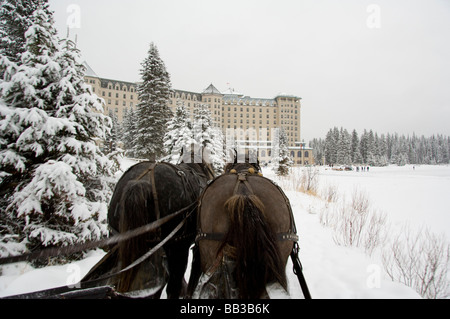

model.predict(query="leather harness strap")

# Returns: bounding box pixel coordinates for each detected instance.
[196,170,299,244]
[136,163,161,220]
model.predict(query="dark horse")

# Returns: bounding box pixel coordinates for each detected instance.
[187,159,300,299]
[81,154,215,298]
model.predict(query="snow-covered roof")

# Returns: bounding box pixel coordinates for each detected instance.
[222,88,244,96]
[83,61,98,78]
[275,92,301,99]
[202,83,222,95]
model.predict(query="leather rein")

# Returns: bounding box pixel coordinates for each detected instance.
[0,162,211,266]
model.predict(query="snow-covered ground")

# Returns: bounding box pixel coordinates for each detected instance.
[2,161,449,299]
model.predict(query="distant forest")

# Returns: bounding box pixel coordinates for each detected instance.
[309,128,450,166]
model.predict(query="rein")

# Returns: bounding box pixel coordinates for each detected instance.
[0,201,197,266]
[80,205,197,289]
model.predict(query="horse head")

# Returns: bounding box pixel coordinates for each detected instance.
[224,148,262,175]
[179,145,216,181]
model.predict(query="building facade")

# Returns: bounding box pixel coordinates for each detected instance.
[84,63,314,165]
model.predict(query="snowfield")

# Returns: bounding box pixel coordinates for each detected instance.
[2,161,449,299]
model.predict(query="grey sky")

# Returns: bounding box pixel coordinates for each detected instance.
[48,0,450,142]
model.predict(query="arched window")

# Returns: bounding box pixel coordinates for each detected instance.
[305,151,309,158]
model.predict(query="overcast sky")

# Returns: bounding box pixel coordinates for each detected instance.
[48,0,450,142]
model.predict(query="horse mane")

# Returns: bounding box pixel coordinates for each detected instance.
[117,180,157,292]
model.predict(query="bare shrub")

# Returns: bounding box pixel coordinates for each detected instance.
[331,189,387,256]
[333,202,367,247]
[322,183,339,203]
[351,188,370,214]
[363,211,388,256]
[382,225,450,299]
[300,166,319,196]
[318,204,337,227]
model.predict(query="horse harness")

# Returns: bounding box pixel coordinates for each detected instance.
[195,169,299,244]
[135,162,209,243]
[194,167,312,299]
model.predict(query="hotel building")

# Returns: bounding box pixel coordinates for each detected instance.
[84,63,313,165]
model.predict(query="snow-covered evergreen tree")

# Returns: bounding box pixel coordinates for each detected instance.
[0,0,50,65]
[0,8,115,260]
[122,107,137,158]
[272,128,292,176]
[192,103,224,172]
[337,128,352,165]
[310,137,325,165]
[163,100,194,164]
[210,126,225,174]
[351,129,363,164]
[313,127,450,167]
[105,110,122,154]
[324,128,338,165]
[134,42,172,161]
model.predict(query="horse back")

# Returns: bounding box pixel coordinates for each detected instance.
[198,174,295,273]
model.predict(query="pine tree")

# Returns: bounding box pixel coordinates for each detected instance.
[105,110,122,154]
[134,42,172,161]
[337,127,352,165]
[0,8,114,259]
[163,100,194,164]
[192,103,224,172]
[272,128,292,176]
[122,107,138,158]
[324,128,337,165]
[351,129,363,164]
[0,0,51,65]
